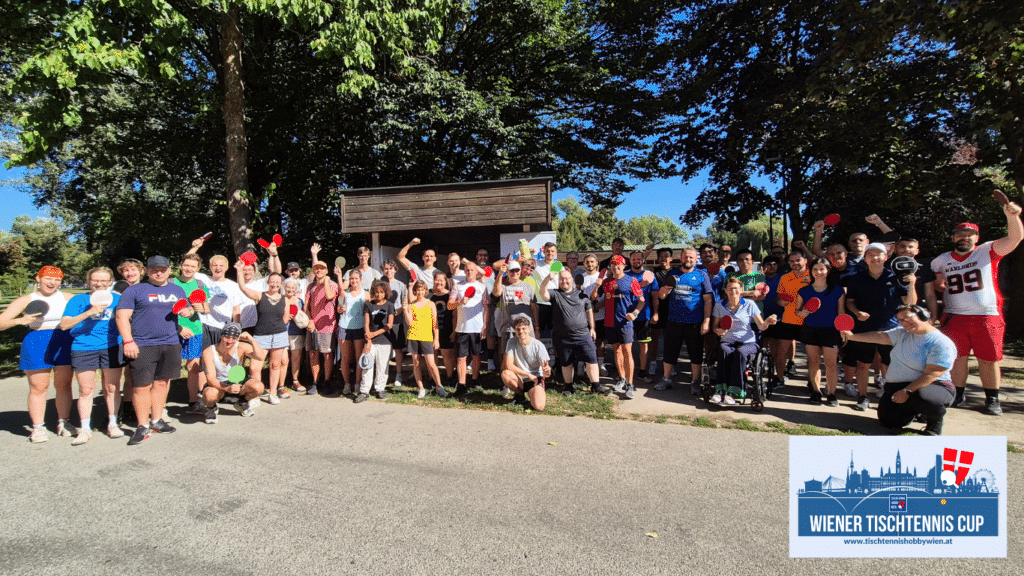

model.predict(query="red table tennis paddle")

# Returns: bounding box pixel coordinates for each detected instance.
[240,252,258,266]
[720,315,733,330]
[994,190,1009,206]
[463,286,476,299]
[706,262,721,276]
[257,238,271,249]
[599,268,607,280]
[484,266,493,278]
[409,269,417,282]
[823,213,841,226]
[200,232,213,242]
[289,304,299,315]
[834,314,854,332]
[754,282,770,297]
[505,253,512,265]
[172,299,189,315]
[189,289,207,304]
[603,278,616,294]
[804,297,821,313]
[272,233,283,246]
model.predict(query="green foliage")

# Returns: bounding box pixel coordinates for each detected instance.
[553,197,684,252]
[7,215,92,280]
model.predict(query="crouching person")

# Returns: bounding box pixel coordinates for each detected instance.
[200,323,266,423]
[500,315,552,410]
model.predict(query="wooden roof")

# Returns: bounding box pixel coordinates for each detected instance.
[338,177,552,234]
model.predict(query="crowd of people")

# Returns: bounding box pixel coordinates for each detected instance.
[1,198,1020,445]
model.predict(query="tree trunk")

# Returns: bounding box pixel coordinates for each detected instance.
[221,4,253,258]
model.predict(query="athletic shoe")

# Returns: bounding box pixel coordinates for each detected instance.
[107,424,124,438]
[417,388,427,399]
[392,375,403,388]
[613,378,626,393]
[844,383,858,397]
[854,396,870,411]
[951,392,968,408]
[435,386,448,398]
[162,408,169,422]
[923,420,943,436]
[354,393,369,403]
[342,384,353,396]
[306,385,318,396]
[635,370,649,383]
[983,398,1003,416]
[376,390,387,400]
[722,395,737,406]
[500,386,513,398]
[837,365,845,380]
[277,388,291,399]
[711,393,722,404]
[260,391,270,402]
[785,359,795,377]
[826,394,839,407]
[56,420,75,438]
[654,378,673,391]
[29,427,48,443]
[592,382,613,395]
[187,401,206,414]
[150,419,176,433]
[510,394,528,407]
[772,377,786,390]
[234,401,254,417]
[691,382,701,395]
[874,386,885,399]
[562,384,575,397]
[809,391,822,404]
[204,408,218,424]
[127,426,150,446]
[599,364,608,377]
[624,384,635,400]
[267,394,280,405]
[874,374,886,388]
[488,359,496,372]
[71,430,92,446]
[292,382,306,393]
[453,385,469,399]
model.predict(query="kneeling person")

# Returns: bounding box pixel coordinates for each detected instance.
[200,323,266,422]
[500,316,552,410]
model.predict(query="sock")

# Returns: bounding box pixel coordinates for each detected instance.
[151,418,160,427]
[58,418,71,429]
[108,415,117,427]
[80,418,90,432]
[33,423,45,430]
[984,388,999,400]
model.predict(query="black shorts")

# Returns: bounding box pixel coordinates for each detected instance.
[662,321,703,365]
[766,322,801,341]
[800,325,842,348]
[841,341,858,367]
[456,333,482,358]
[633,320,651,343]
[129,344,182,386]
[844,340,892,366]
[407,340,434,355]
[387,322,408,349]
[537,304,553,332]
[521,376,546,393]
[439,327,454,350]
[605,323,634,345]
[593,321,605,341]
[553,337,599,366]
[71,346,125,371]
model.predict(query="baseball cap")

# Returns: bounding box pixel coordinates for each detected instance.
[508,261,522,271]
[285,261,301,271]
[312,261,327,269]
[864,242,887,255]
[222,323,242,339]
[146,255,171,268]
[953,222,980,234]
[610,255,626,265]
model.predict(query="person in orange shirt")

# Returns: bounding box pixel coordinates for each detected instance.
[772,252,811,387]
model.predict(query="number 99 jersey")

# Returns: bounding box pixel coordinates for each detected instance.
[931,241,1003,316]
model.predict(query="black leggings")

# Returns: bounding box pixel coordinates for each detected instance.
[877,380,955,428]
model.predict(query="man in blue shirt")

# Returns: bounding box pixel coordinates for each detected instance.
[655,248,713,395]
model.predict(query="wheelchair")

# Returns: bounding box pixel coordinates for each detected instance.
[701,331,774,411]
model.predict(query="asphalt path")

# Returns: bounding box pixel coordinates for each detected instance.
[1,384,1021,575]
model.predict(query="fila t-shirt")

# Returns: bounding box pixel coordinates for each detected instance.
[115,282,187,346]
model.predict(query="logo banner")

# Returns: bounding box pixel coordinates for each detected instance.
[789,436,1006,557]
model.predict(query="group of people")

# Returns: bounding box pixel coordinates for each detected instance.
[1,196,1020,444]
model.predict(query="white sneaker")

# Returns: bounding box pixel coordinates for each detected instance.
[723,395,737,406]
[267,394,280,405]
[599,364,609,377]
[248,398,260,409]
[500,386,513,398]
[417,388,426,399]
[56,420,76,437]
[844,383,858,397]
[234,400,255,417]
[874,375,886,398]
[71,430,92,446]
[107,424,124,439]
[711,393,723,404]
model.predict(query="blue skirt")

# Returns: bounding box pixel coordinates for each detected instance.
[20,329,73,370]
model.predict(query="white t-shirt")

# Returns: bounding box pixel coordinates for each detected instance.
[454,280,486,334]
[194,273,246,329]
[344,266,382,283]
[930,241,1003,316]
[532,260,557,305]
[578,271,604,320]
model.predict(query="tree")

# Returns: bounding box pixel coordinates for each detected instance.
[8,215,91,280]
[621,215,686,247]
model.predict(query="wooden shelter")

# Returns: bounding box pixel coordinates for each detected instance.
[338,177,553,263]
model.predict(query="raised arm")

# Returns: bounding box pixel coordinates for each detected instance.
[397,238,420,270]
[992,200,1023,257]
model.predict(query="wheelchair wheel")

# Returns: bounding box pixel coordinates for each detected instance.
[750,347,771,410]
[700,367,712,402]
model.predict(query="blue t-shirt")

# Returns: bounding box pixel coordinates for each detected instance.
[883,327,956,384]
[699,266,727,302]
[625,269,659,321]
[762,274,784,319]
[845,268,909,332]
[115,282,187,346]
[64,292,122,351]
[796,284,844,329]
[603,275,643,328]
[667,269,712,323]
[713,299,760,345]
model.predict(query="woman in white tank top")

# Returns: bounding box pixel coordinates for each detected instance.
[0,266,75,443]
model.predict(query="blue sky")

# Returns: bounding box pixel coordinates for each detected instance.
[1,164,711,237]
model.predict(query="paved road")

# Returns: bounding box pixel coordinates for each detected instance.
[1,384,1021,574]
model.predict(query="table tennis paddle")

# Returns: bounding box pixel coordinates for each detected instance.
[599,268,607,280]
[409,269,417,283]
[834,314,855,332]
[189,289,207,304]
[335,256,346,270]
[227,365,246,384]
[661,274,676,288]
[113,280,129,294]
[273,233,283,247]
[200,232,213,242]
[994,189,1010,206]
[89,291,113,315]
[171,299,189,315]
[706,262,721,276]
[754,282,770,297]
[550,261,563,274]
[574,274,584,287]
[483,266,493,278]
[804,297,821,313]
[464,286,476,299]
[240,252,258,266]
[603,278,616,294]
[289,304,299,315]
[257,238,271,249]
[876,231,901,244]
[823,213,841,226]
[720,315,733,330]
[24,300,49,316]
